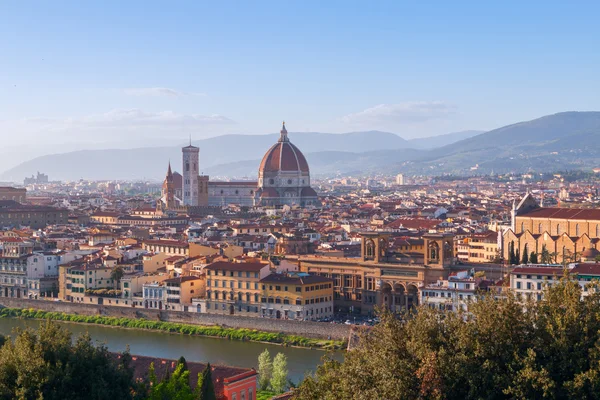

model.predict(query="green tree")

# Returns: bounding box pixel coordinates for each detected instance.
[177,356,188,372]
[295,278,600,400]
[515,248,521,265]
[0,334,5,348]
[271,353,288,394]
[509,241,516,265]
[521,245,529,264]
[148,362,195,400]
[0,320,136,400]
[111,266,125,290]
[197,363,216,400]
[530,252,538,264]
[540,245,553,264]
[258,349,273,391]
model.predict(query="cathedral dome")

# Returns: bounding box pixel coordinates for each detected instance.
[258,122,309,175]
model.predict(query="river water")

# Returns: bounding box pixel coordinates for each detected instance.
[0,318,342,384]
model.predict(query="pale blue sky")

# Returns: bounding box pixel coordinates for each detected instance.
[1,0,599,146]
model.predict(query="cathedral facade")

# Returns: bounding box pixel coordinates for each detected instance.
[160,122,319,209]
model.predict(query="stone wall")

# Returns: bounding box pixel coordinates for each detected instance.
[0,298,350,340]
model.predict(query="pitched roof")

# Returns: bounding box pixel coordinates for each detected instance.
[205,261,268,272]
[519,207,600,221]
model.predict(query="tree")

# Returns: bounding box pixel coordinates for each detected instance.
[0,334,5,348]
[295,278,600,400]
[0,320,136,400]
[177,356,188,372]
[258,349,273,391]
[148,362,195,400]
[197,363,216,400]
[509,241,517,265]
[540,245,553,264]
[515,248,521,265]
[271,353,289,394]
[530,252,538,264]
[521,245,529,264]
[111,266,125,289]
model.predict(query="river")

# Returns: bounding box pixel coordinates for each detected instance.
[0,318,342,384]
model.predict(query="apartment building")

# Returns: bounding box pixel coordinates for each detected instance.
[205,261,270,316]
[259,272,334,320]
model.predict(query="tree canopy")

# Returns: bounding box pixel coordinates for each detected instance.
[0,320,136,400]
[0,321,217,400]
[295,277,600,400]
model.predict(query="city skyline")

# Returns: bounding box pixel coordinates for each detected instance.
[1,1,600,147]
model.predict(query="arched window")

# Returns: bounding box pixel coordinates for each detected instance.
[576,224,580,236]
[521,222,525,233]
[596,225,600,238]
[557,225,561,235]
[538,223,543,233]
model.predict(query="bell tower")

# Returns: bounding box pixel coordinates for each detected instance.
[161,162,175,209]
[361,232,391,263]
[423,233,455,268]
[182,142,200,206]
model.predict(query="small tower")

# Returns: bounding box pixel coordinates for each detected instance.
[161,162,175,209]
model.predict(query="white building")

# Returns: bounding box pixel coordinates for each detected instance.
[396,173,405,185]
[182,144,200,206]
[510,264,600,301]
[421,270,482,312]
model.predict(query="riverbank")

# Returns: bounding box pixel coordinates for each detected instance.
[0,308,345,350]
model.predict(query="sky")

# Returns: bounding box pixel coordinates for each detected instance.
[1,0,600,151]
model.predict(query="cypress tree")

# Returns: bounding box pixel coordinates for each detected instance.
[530,252,538,264]
[522,245,529,264]
[509,241,516,265]
[199,363,216,400]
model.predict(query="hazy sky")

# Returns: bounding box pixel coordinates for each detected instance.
[1,1,599,146]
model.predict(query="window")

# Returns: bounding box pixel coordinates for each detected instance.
[576,224,580,236]
[516,281,522,289]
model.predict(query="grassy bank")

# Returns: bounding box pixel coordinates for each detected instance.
[0,307,345,350]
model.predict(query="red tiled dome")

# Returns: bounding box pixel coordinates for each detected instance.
[259,142,309,174]
[259,122,309,175]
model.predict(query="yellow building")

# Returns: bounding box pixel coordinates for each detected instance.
[259,272,334,320]
[60,260,114,302]
[204,261,270,316]
[456,231,499,263]
[163,276,206,311]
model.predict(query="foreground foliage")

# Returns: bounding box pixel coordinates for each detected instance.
[0,322,217,400]
[0,308,343,349]
[295,278,600,399]
[0,320,137,400]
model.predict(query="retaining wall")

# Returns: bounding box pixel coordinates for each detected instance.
[0,298,350,340]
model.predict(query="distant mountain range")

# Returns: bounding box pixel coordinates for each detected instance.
[0,130,482,181]
[3,112,600,181]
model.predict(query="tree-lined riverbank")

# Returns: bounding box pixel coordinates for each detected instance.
[0,307,345,350]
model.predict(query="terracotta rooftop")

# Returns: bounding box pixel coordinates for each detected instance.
[519,207,600,221]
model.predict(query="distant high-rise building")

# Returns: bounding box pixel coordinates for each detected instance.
[24,172,49,185]
[396,173,404,185]
[182,144,199,206]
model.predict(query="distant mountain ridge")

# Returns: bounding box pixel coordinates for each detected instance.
[3,112,599,181]
[0,129,476,181]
